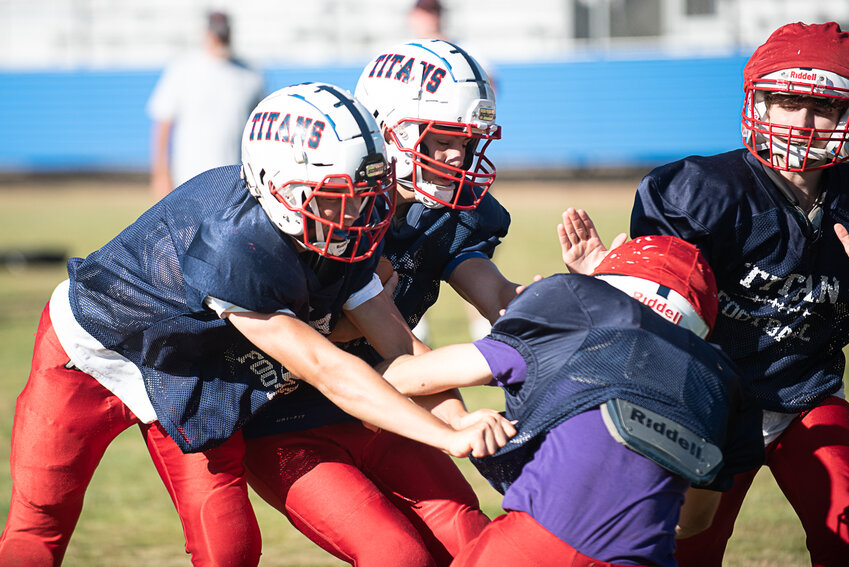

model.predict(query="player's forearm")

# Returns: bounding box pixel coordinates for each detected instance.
[382,344,493,395]
[381,353,450,395]
[412,390,468,426]
[316,358,457,447]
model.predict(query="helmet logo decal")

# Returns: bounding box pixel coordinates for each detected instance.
[789,70,820,82]
[367,52,446,93]
[422,65,446,93]
[248,111,326,149]
[368,53,406,78]
[478,107,495,122]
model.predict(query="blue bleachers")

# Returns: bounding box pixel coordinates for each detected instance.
[0,54,751,173]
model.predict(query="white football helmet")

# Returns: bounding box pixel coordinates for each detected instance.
[241,83,396,262]
[355,39,500,209]
[741,67,849,171]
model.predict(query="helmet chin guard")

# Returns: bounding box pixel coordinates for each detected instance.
[241,83,396,262]
[355,39,500,210]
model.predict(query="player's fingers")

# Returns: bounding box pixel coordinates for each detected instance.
[575,208,599,237]
[610,232,628,251]
[490,421,509,448]
[569,210,587,237]
[557,222,567,243]
[572,209,595,240]
[486,427,499,455]
[560,208,583,244]
[470,432,488,459]
[498,417,518,440]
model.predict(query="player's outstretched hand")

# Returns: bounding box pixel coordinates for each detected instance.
[558,208,627,274]
[446,409,517,458]
[835,223,849,257]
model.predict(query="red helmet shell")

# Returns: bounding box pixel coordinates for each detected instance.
[591,235,718,334]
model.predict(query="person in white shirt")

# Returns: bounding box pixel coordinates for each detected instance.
[147,11,265,198]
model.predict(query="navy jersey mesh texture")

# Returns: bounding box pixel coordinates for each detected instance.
[470,274,752,493]
[67,166,242,354]
[631,150,849,412]
[65,165,381,452]
[385,190,509,329]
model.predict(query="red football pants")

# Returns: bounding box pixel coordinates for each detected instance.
[0,304,261,567]
[675,396,849,567]
[244,422,490,567]
[450,510,656,567]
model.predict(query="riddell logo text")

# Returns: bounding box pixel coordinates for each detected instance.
[629,408,703,459]
[632,291,683,325]
[789,70,819,82]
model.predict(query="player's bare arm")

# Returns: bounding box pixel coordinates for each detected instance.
[225,310,511,458]
[326,258,398,343]
[344,285,476,426]
[344,274,429,358]
[448,257,519,324]
[383,343,495,396]
[382,343,516,447]
[558,207,627,274]
[676,487,722,539]
[348,289,504,431]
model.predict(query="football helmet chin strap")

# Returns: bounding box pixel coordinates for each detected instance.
[309,224,351,257]
[398,176,454,209]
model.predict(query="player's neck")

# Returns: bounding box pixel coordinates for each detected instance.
[778,169,824,213]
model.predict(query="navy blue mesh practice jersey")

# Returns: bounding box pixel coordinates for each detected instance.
[384,190,510,328]
[471,274,764,493]
[66,165,379,453]
[632,149,849,412]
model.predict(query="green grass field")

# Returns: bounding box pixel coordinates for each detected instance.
[0,176,811,566]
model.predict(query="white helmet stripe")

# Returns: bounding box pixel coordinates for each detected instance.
[596,275,710,339]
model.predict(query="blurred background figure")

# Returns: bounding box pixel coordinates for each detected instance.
[146,10,265,199]
[407,0,448,41]
[406,0,498,93]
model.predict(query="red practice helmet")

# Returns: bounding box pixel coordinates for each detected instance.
[741,22,849,171]
[591,235,718,338]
